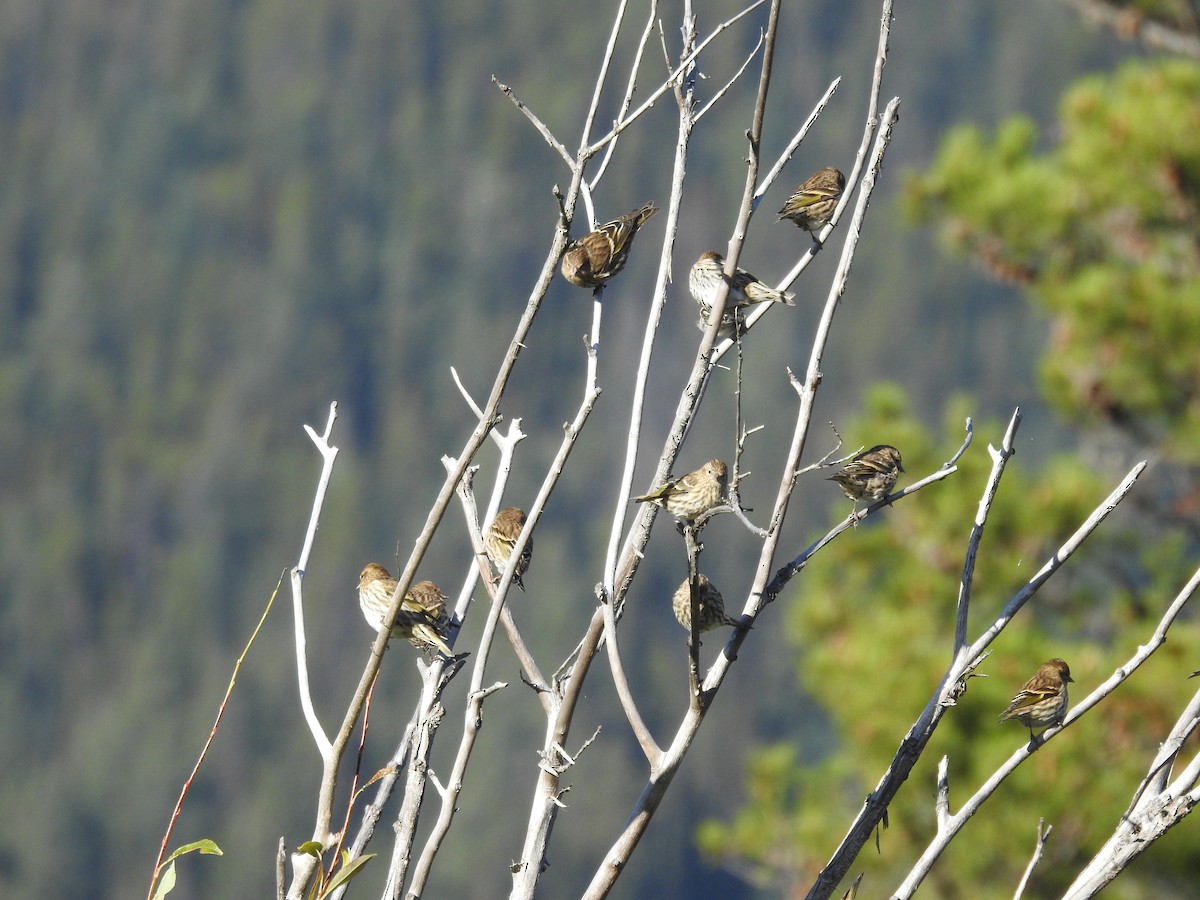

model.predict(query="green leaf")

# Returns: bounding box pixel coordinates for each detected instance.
[296,841,325,858]
[321,853,375,895]
[149,861,176,900]
[163,838,224,866]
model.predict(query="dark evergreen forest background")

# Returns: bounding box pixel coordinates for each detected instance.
[4,1,1191,898]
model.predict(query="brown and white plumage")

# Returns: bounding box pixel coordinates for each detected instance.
[777,166,845,234]
[689,250,795,337]
[999,658,1074,740]
[357,563,453,657]
[672,574,739,633]
[634,459,727,522]
[484,506,533,590]
[827,445,904,507]
[561,203,658,288]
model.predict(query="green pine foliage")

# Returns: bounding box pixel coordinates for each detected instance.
[907,60,1200,462]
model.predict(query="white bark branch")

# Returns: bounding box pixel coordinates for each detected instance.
[291,401,339,761]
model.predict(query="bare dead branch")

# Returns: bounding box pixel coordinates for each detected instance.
[952,410,1021,658]
[599,580,663,764]
[1013,819,1052,900]
[585,0,770,157]
[589,0,660,188]
[755,77,842,202]
[491,77,572,166]
[693,30,765,123]
[292,403,340,759]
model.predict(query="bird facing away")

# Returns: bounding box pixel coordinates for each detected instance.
[777,166,846,235]
[827,445,904,508]
[689,250,796,337]
[999,658,1074,740]
[357,563,453,657]
[484,506,533,591]
[672,574,740,633]
[560,202,659,288]
[407,580,451,631]
[634,459,728,522]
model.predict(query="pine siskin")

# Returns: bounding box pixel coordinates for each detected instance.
[634,459,728,522]
[483,506,533,590]
[999,658,1074,740]
[777,166,846,235]
[357,563,453,657]
[672,574,739,633]
[689,250,795,338]
[561,202,659,288]
[408,579,451,629]
[827,445,904,508]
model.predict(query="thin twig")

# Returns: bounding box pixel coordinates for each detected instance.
[590,0,660,188]
[683,526,704,707]
[585,1,770,157]
[754,77,842,202]
[600,581,663,763]
[492,78,572,165]
[694,30,765,123]
[1012,819,1051,900]
[952,410,1020,659]
[148,574,282,900]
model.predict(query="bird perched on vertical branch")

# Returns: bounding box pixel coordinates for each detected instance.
[357,563,453,657]
[689,250,795,337]
[672,574,740,633]
[634,459,728,522]
[827,445,904,510]
[560,202,659,288]
[484,506,533,591]
[777,166,845,236]
[999,658,1074,741]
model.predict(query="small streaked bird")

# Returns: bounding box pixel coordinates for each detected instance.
[561,202,658,288]
[483,506,533,591]
[777,166,846,236]
[689,250,795,338]
[357,563,453,657]
[408,579,451,634]
[827,445,904,509]
[634,459,728,522]
[672,574,739,633]
[999,658,1074,741]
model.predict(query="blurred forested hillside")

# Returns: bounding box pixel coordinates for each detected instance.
[0,1,1141,897]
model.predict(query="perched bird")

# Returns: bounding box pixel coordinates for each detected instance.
[634,459,728,522]
[672,574,739,633]
[561,202,659,288]
[689,250,795,338]
[999,658,1074,741]
[357,563,453,657]
[483,506,533,591]
[827,445,904,508]
[407,580,451,633]
[777,166,846,235]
